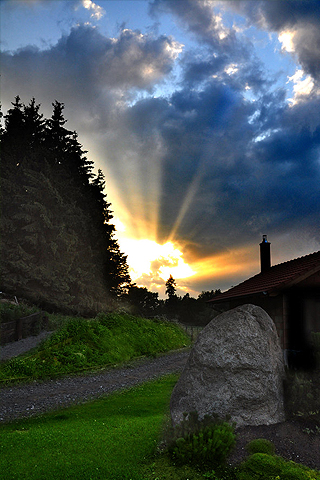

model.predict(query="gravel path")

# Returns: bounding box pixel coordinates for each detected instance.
[0,331,53,361]
[0,349,190,423]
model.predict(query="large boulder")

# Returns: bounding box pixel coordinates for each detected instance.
[171,304,285,428]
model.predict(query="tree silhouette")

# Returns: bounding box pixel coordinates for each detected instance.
[165,275,177,299]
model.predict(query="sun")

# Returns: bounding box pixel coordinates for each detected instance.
[115,234,196,283]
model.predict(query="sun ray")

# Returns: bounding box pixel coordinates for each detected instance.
[168,168,204,242]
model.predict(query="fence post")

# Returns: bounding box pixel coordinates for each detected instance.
[15,317,23,340]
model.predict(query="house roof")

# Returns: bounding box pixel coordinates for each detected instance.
[208,250,320,303]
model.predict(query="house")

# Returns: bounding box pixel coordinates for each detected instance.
[208,236,320,367]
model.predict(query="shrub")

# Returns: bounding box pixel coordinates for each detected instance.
[245,438,275,456]
[166,411,236,470]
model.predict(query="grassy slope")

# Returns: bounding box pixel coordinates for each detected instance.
[0,311,190,383]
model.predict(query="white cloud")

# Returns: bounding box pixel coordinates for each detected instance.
[82,0,105,20]
[278,30,295,53]
[225,63,238,75]
[287,68,316,105]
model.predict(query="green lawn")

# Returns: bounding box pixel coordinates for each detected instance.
[1,373,320,480]
[0,374,178,480]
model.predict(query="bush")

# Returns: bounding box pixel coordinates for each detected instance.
[167,411,236,470]
[237,453,320,480]
[245,438,275,456]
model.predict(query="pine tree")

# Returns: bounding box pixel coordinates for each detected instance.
[23,98,46,151]
[165,275,177,299]
[3,96,25,142]
[0,97,131,314]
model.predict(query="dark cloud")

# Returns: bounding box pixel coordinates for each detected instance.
[150,0,238,51]
[118,60,320,257]
[228,0,320,31]
[151,0,320,85]
[0,24,181,118]
[227,0,320,81]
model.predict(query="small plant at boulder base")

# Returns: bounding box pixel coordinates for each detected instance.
[166,411,236,470]
[245,438,275,456]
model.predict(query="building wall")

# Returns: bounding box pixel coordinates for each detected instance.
[303,296,320,341]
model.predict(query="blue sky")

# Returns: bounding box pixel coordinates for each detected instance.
[1,0,320,298]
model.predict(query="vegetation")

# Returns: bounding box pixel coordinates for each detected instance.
[123,282,221,326]
[0,96,221,322]
[166,411,236,470]
[165,275,177,299]
[236,453,320,480]
[285,369,320,418]
[2,373,318,480]
[0,300,39,324]
[245,438,275,456]
[0,374,179,480]
[1,317,320,479]
[0,311,190,383]
[1,96,130,316]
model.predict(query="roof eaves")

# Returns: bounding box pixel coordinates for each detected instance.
[208,251,320,303]
[268,262,320,296]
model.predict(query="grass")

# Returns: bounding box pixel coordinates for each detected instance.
[2,373,318,480]
[1,372,320,480]
[0,312,190,384]
[0,374,179,480]
[2,303,320,479]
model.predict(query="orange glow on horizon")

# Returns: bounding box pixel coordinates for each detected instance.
[98,156,258,297]
[114,209,259,296]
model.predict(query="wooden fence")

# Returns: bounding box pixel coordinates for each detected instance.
[180,324,203,341]
[1,312,49,345]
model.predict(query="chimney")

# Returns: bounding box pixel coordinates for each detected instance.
[260,235,271,273]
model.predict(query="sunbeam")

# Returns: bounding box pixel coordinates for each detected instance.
[168,168,204,242]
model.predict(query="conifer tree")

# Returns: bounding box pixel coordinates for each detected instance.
[165,275,177,299]
[0,97,131,314]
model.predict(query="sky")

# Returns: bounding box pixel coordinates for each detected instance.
[1,0,320,299]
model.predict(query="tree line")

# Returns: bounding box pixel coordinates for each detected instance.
[126,275,221,326]
[1,96,130,315]
[0,97,220,321]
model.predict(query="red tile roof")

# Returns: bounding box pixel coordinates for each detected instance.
[208,250,320,303]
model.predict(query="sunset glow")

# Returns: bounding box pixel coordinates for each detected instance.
[116,233,196,285]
